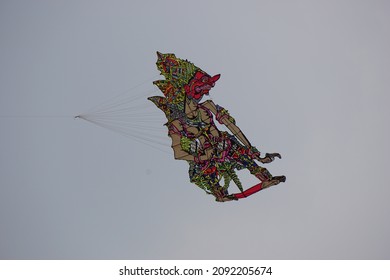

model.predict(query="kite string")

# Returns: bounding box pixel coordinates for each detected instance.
[74,73,176,154]
[85,88,159,116]
[83,74,160,116]
[79,116,171,155]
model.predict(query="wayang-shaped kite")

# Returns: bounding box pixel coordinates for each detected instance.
[148,52,286,202]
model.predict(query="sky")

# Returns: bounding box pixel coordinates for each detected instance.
[1,0,390,259]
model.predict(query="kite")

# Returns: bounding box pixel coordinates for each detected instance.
[148,52,286,202]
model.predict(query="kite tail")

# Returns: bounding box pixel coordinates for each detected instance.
[232,183,263,200]
[232,175,286,200]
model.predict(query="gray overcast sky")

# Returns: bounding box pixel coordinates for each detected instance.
[1,0,389,259]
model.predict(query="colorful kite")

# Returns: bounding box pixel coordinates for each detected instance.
[148,52,285,202]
